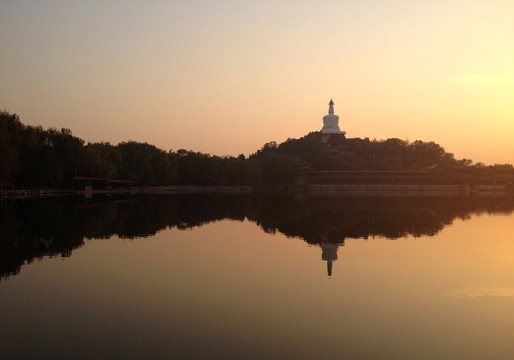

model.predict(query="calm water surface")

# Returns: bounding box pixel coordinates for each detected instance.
[1,194,513,359]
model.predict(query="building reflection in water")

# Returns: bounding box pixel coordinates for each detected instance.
[318,228,345,277]
[320,242,343,277]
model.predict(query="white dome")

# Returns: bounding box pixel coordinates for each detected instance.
[321,99,346,135]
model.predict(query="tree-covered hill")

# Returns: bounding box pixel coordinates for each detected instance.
[1,110,512,188]
[248,132,513,182]
[252,132,469,170]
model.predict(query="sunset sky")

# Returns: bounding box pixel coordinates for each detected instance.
[1,1,513,164]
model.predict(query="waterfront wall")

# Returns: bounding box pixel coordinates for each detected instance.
[304,184,508,197]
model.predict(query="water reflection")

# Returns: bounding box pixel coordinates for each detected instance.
[1,194,513,279]
[320,241,343,276]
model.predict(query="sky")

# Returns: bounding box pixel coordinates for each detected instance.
[1,0,513,164]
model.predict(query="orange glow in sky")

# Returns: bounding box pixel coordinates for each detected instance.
[1,1,513,164]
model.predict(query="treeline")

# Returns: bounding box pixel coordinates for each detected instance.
[1,111,512,188]
[0,111,258,188]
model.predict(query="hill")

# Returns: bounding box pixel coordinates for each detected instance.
[249,132,513,183]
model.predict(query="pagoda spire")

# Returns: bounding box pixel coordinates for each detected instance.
[328,99,334,115]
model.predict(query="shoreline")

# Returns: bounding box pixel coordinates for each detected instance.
[0,186,254,199]
[1,184,513,200]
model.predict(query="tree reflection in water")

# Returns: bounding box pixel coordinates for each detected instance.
[1,193,513,279]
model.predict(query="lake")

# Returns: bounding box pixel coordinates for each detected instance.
[1,194,513,359]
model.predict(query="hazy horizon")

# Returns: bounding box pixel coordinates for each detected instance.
[1,1,513,164]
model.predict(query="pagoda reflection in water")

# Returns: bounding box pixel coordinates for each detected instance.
[320,241,344,277]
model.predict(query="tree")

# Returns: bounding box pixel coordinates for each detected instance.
[0,111,24,188]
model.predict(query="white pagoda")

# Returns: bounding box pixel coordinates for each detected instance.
[321,99,345,135]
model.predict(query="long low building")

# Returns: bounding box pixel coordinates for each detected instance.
[303,169,514,185]
[294,168,514,197]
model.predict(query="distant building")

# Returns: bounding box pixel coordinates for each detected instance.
[321,99,346,135]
